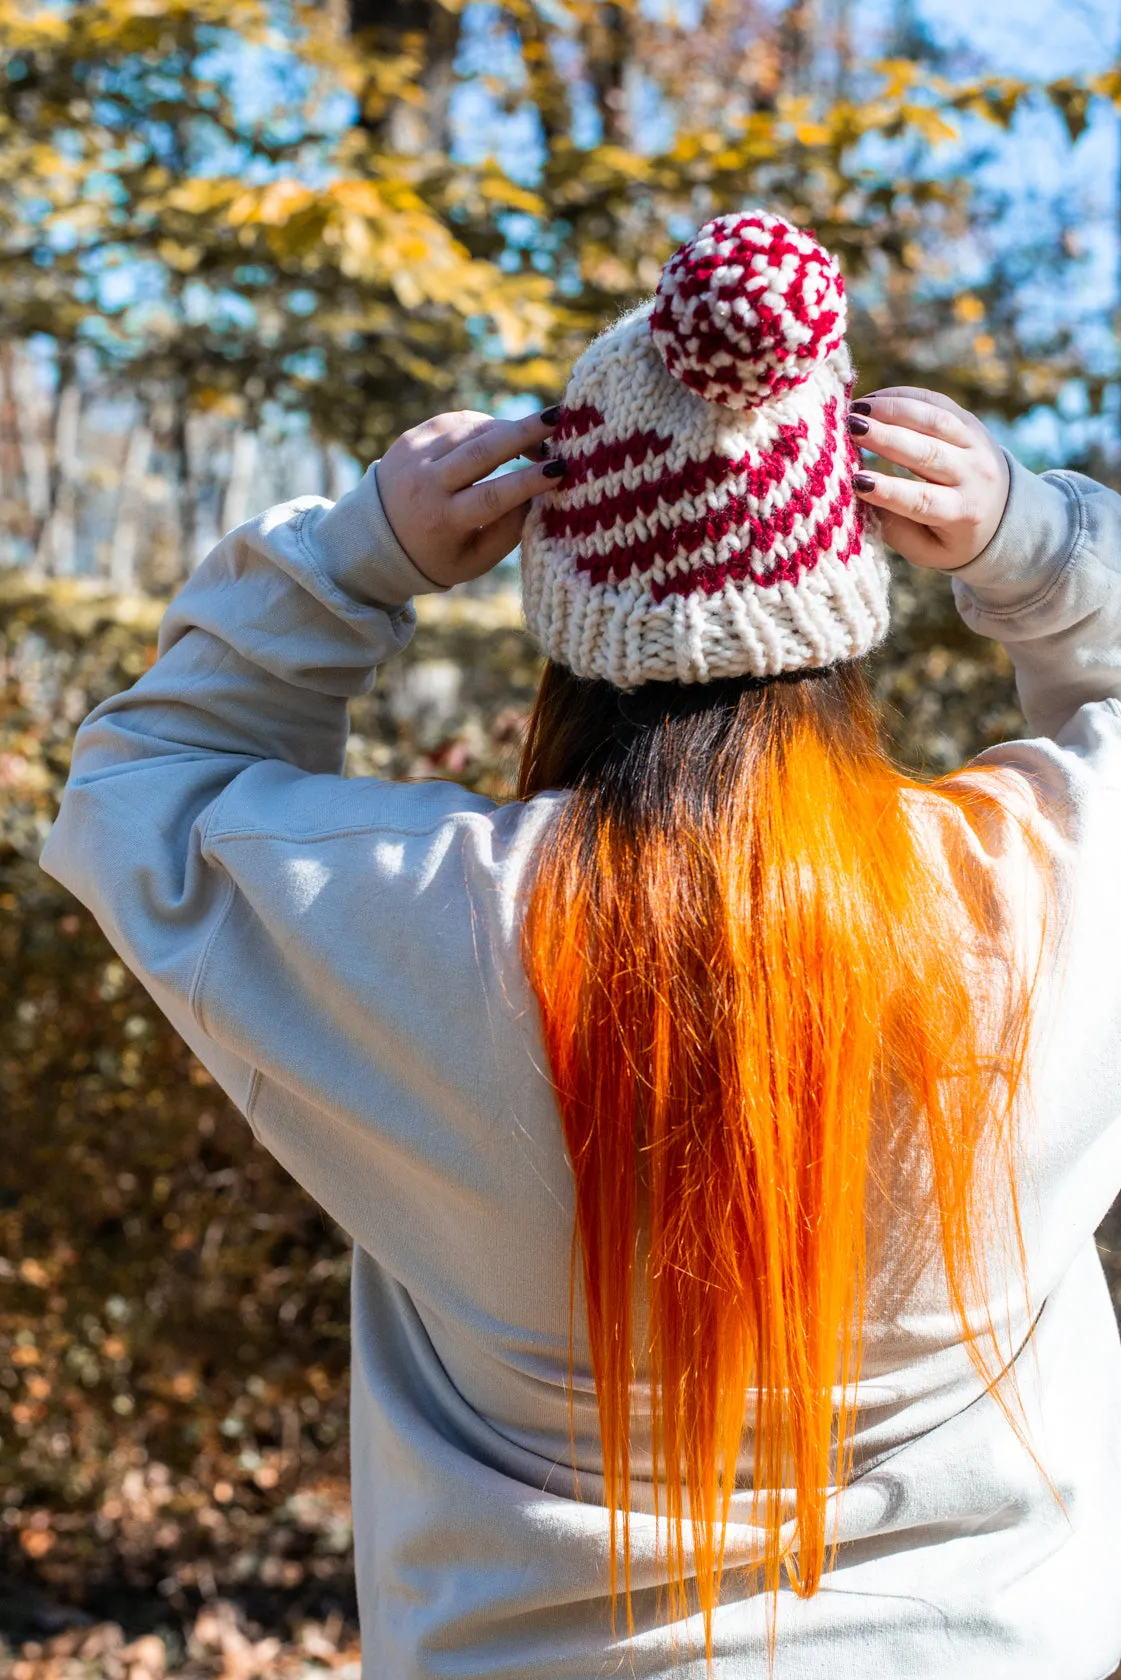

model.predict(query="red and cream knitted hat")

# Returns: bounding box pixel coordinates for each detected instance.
[520,210,890,688]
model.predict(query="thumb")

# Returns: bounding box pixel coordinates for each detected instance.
[877,511,956,571]
[463,502,531,576]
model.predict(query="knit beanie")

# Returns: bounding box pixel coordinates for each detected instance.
[520,210,890,689]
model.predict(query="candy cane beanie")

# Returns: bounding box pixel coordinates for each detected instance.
[520,210,890,688]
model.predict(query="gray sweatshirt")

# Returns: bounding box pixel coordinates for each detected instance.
[40,453,1121,1679]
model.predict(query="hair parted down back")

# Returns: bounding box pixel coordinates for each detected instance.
[517,659,1043,1664]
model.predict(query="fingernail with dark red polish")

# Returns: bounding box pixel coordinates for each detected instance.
[542,458,568,478]
[854,473,876,492]
[851,400,872,415]
[539,405,563,426]
[848,414,870,436]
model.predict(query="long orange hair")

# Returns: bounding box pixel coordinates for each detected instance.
[518,657,1040,1660]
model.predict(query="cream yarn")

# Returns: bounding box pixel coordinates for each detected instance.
[520,210,890,688]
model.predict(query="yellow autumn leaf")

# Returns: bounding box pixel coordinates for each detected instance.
[1090,68,1121,105]
[396,233,436,265]
[952,78,1030,129]
[390,268,425,310]
[0,4,68,46]
[328,178,394,219]
[478,177,545,216]
[331,214,377,278]
[875,58,922,101]
[670,134,704,164]
[501,355,568,391]
[165,177,238,216]
[581,249,634,292]
[193,387,241,415]
[899,103,958,145]
[156,238,201,272]
[587,144,652,182]
[954,295,985,324]
[228,180,314,227]
[27,143,67,175]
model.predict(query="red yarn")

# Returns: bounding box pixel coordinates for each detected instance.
[541,397,865,601]
[546,402,809,493]
[649,212,847,410]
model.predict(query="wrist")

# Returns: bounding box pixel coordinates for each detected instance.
[314,463,450,605]
[948,452,1076,606]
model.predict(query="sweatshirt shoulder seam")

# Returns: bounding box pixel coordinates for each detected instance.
[208,807,498,847]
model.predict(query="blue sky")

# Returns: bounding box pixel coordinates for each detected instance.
[909,0,1120,461]
[917,0,1116,76]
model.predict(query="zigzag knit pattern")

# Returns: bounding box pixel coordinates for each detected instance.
[520,210,891,689]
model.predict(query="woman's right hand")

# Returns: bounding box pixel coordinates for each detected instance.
[376,407,564,590]
[848,386,1011,572]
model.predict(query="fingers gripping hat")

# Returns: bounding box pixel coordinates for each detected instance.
[520,210,890,688]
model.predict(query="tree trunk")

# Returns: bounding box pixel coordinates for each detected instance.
[348,0,430,28]
[170,400,198,576]
[221,429,259,535]
[34,376,81,577]
[108,423,153,592]
[778,0,817,100]
[0,342,23,511]
[321,441,343,503]
[585,4,632,148]
[832,0,852,100]
[348,0,462,155]
[3,343,51,544]
[412,4,459,155]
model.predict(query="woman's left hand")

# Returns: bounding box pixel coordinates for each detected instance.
[375,407,565,589]
[848,386,1010,572]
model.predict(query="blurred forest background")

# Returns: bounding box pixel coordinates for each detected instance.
[1,0,1121,1675]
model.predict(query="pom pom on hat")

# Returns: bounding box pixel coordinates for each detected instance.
[649,210,847,410]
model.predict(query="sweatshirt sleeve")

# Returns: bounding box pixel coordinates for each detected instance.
[947,454,1121,1279]
[38,470,570,1293]
[37,463,455,1111]
[950,450,1121,740]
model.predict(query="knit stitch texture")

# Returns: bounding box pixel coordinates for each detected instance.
[520,210,891,688]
